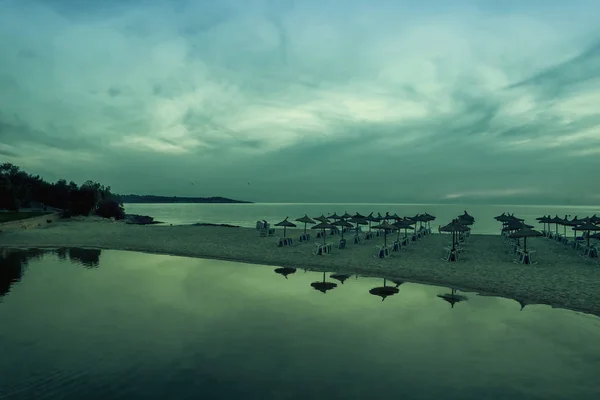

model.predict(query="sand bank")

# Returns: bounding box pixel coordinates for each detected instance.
[1,217,599,316]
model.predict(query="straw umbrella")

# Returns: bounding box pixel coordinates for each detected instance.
[341,212,353,220]
[327,212,340,221]
[334,219,353,241]
[535,215,551,232]
[549,215,563,235]
[369,278,399,302]
[350,217,368,239]
[311,221,335,244]
[495,212,508,221]
[573,222,600,247]
[365,212,378,232]
[460,211,475,222]
[311,272,338,294]
[353,212,366,220]
[313,214,329,223]
[274,217,296,239]
[295,214,315,235]
[508,226,543,255]
[393,219,414,242]
[440,219,469,249]
[371,221,396,247]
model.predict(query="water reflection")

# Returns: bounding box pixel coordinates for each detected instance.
[274,267,296,278]
[310,271,338,293]
[437,288,469,308]
[66,248,101,268]
[0,249,46,298]
[330,273,352,284]
[1,249,600,399]
[369,278,400,301]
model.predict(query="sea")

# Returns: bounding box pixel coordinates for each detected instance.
[124,203,600,235]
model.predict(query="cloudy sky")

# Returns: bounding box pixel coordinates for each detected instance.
[1,0,599,204]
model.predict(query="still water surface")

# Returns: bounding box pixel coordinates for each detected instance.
[1,249,599,399]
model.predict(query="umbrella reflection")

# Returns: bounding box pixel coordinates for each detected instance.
[330,273,351,284]
[437,288,468,308]
[369,278,399,302]
[391,280,404,288]
[311,272,338,294]
[274,267,297,279]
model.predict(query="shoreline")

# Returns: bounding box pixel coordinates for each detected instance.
[1,218,599,317]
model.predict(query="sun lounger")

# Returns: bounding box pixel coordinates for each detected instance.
[444,248,458,262]
[278,237,293,247]
[392,241,400,252]
[354,235,363,244]
[299,233,310,242]
[374,245,391,258]
[312,243,332,255]
[268,228,275,236]
[338,239,347,249]
[365,232,374,240]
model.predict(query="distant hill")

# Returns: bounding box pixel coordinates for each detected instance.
[119,194,253,204]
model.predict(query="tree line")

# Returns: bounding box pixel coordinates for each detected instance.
[0,163,125,219]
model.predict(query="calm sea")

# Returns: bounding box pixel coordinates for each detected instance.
[1,249,599,399]
[124,203,600,235]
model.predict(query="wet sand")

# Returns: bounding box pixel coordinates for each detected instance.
[1,217,599,316]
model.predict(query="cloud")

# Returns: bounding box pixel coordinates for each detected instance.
[0,0,599,203]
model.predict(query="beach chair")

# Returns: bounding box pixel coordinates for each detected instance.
[299,233,310,242]
[278,237,292,247]
[268,228,275,237]
[392,241,400,252]
[259,228,268,237]
[365,232,374,240]
[374,245,391,259]
[444,248,458,262]
[353,235,363,245]
[401,236,409,247]
[338,239,347,249]
[312,243,332,255]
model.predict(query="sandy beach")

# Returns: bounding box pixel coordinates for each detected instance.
[2,217,599,316]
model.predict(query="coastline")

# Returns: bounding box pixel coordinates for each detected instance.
[1,217,599,316]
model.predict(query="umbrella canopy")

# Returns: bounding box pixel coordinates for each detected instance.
[275,217,297,239]
[313,214,329,223]
[573,222,600,247]
[311,221,336,244]
[341,212,353,220]
[591,215,600,224]
[295,214,316,234]
[350,217,368,225]
[422,212,436,221]
[460,211,475,222]
[393,219,415,241]
[372,221,396,247]
[389,213,402,221]
[295,214,315,224]
[457,216,474,226]
[502,220,533,231]
[353,212,366,219]
[365,212,379,222]
[509,226,543,252]
[440,220,470,233]
[334,220,353,240]
[327,212,341,220]
[495,212,509,221]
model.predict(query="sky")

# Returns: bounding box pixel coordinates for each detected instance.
[0,0,599,204]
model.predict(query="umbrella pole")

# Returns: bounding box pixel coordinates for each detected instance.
[587,231,590,247]
[304,222,307,234]
[524,237,527,253]
[284,226,287,238]
[322,229,326,245]
[397,229,400,242]
[384,230,387,247]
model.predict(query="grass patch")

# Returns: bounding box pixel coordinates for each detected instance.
[0,212,52,223]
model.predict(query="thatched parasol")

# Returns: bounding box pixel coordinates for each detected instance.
[371,221,397,247]
[313,214,329,223]
[295,214,316,234]
[274,217,296,238]
[509,226,543,253]
[573,222,600,247]
[311,221,335,244]
[334,219,353,240]
[440,219,470,249]
[393,219,415,242]
[340,212,353,220]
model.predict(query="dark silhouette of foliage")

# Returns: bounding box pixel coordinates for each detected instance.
[0,163,124,219]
